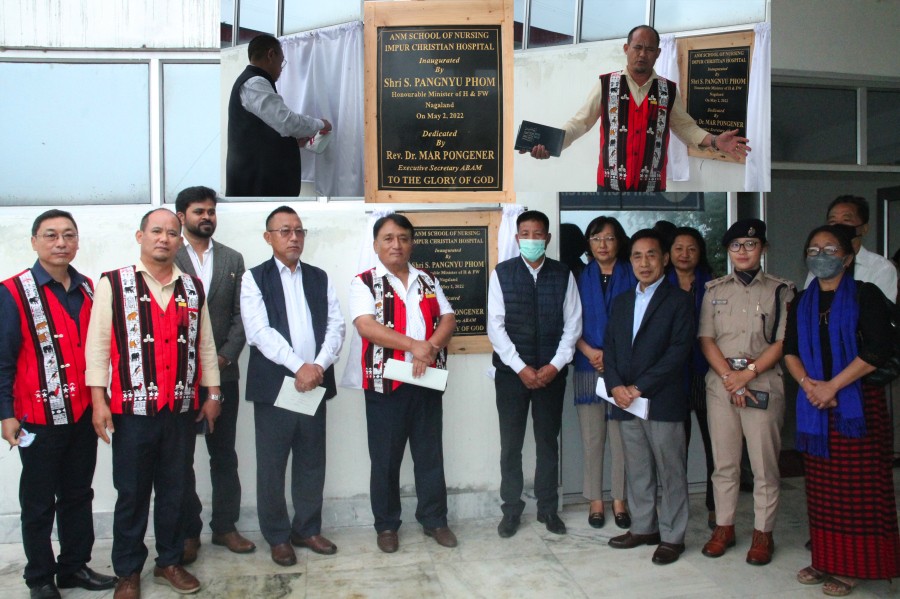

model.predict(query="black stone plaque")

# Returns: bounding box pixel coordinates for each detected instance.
[686,46,750,136]
[411,226,488,336]
[377,25,502,191]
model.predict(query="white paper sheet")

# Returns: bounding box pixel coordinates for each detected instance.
[595,376,650,420]
[383,358,448,392]
[274,376,326,416]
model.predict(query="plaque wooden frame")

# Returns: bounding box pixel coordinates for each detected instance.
[403,210,501,354]
[677,30,755,164]
[364,0,514,203]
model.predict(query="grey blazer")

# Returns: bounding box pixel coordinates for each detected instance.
[175,240,246,382]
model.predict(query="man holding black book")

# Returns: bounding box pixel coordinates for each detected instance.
[524,25,749,192]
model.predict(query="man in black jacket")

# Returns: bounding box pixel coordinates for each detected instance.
[603,228,694,565]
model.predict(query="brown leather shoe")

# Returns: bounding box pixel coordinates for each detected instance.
[377,530,399,553]
[746,529,775,565]
[113,573,141,599]
[608,531,661,549]
[270,543,297,566]
[290,533,337,555]
[152,565,200,594]
[702,525,736,558]
[212,531,257,554]
[424,526,458,548]
[181,537,200,565]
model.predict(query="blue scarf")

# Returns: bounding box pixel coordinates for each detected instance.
[796,274,866,458]
[574,260,635,403]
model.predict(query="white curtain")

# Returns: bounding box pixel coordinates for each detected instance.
[339,209,395,389]
[279,21,364,197]
[744,22,771,192]
[657,34,690,183]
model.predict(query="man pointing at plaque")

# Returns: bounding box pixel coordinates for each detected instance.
[226,34,332,197]
[526,25,750,192]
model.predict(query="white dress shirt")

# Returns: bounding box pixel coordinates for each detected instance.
[349,260,453,363]
[487,257,583,374]
[633,276,665,341]
[184,238,214,295]
[241,258,345,375]
[803,244,898,301]
[240,77,324,139]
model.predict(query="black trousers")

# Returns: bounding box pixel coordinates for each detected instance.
[182,380,243,537]
[253,401,326,546]
[365,385,448,532]
[18,411,97,587]
[495,367,566,517]
[111,409,194,576]
[685,372,715,512]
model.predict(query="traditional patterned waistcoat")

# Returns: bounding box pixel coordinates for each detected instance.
[598,71,676,192]
[2,270,93,425]
[104,266,205,416]
[358,267,447,394]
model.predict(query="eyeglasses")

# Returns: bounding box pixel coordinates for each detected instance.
[267,227,308,239]
[37,232,78,243]
[727,240,759,253]
[806,246,840,257]
[589,235,617,245]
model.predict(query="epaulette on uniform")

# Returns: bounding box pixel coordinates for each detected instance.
[704,274,732,290]
[762,273,797,290]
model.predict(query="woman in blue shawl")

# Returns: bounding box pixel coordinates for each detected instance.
[573,216,636,529]
[784,224,900,596]
[666,227,716,529]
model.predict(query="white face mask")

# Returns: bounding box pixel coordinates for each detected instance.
[519,239,546,262]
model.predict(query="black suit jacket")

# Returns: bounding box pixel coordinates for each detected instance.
[603,278,694,422]
[175,240,246,383]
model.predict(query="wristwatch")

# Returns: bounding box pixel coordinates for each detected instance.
[208,393,224,404]
[748,363,758,375]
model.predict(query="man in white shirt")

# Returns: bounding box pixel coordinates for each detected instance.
[174,186,255,563]
[487,210,582,538]
[226,34,332,197]
[240,206,345,567]
[350,214,457,554]
[803,195,897,300]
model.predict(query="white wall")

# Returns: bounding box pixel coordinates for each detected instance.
[513,35,752,193]
[0,0,219,49]
[0,193,560,538]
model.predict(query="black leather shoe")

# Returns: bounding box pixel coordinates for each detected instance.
[608,531,661,549]
[614,511,631,529]
[497,514,521,538]
[652,542,686,565]
[588,512,605,528]
[537,513,567,535]
[29,583,61,599]
[57,566,117,591]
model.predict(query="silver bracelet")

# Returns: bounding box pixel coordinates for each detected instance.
[208,393,224,403]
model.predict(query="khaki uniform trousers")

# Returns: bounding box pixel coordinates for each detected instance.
[706,369,785,532]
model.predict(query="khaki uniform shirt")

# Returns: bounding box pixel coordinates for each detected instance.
[698,270,796,392]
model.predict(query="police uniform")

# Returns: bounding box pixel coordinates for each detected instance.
[697,221,796,539]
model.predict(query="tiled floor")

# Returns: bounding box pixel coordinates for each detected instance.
[2,476,898,598]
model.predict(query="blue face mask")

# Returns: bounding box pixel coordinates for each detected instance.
[519,239,546,262]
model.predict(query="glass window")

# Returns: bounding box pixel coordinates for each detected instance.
[868,90,900,166]
[0,62,150,205]
[283,0,361,35]
[581,0,646,43]
[772,85,857,164]
[655,0,767,34]
[238,0,275,44]
[162,63,221,204]
[514,0,524,49]
[528,0,574,48]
